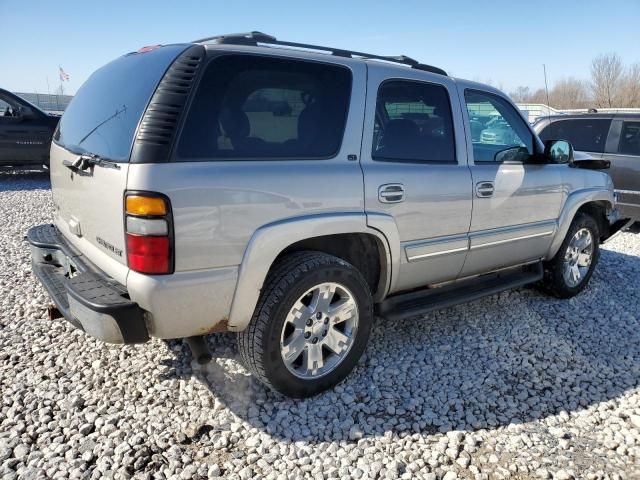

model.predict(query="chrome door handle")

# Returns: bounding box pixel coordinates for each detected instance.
[378,183,405,203]
[475,181,494,198]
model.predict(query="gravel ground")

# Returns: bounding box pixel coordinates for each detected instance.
[1,169,639,480]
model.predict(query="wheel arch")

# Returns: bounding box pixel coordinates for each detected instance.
[227,212,397,331]
[547,188,615,259]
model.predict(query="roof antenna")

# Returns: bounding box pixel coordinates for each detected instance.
[543,64,551,123]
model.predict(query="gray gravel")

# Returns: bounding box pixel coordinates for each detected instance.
[1,169,639,480]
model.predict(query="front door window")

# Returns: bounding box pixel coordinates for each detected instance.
[464,90,533,162]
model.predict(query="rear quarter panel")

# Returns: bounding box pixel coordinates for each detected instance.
[126,56,368,272]
[126,159,366,271]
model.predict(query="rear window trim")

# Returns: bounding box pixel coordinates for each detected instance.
[172,51,354,163]
[372,78,458,165]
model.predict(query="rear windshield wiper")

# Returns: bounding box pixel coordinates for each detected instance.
[63,153,121,172]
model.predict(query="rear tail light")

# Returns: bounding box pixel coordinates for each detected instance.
[125,192,173,274]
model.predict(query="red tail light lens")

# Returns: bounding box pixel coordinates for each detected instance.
[126,234,170,274]
[124,192,173,275]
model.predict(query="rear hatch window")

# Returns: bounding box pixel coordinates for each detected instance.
[53,44,188,161]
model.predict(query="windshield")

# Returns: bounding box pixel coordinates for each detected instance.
[53,44,187,161]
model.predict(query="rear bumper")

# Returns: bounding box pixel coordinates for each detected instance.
[27,224,149,344]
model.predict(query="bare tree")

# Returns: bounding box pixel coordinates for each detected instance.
[509,86,532,102]
[527,88,549,104]
[506,53,639,109]
[550,77,589,109]
[620,63,640,107]
[509,86,548,104]
[591,53,623,107]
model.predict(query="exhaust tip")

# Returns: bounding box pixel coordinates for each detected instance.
[185,336,212,365]
[48,305,63,320]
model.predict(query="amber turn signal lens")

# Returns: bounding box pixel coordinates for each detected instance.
[126,195,167,216]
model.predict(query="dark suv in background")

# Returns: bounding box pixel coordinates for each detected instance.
[534,114,640,221]
[0,88,60,168]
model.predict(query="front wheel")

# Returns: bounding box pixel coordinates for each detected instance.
[541,212,600,298]
[237,251,373,398]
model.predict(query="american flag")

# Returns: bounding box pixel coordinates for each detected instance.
[59,66,70,82]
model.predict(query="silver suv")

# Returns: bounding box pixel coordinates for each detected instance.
[28,32,628,397]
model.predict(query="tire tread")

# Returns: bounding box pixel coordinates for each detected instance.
[237,251,358,392]
[541,212,600,299]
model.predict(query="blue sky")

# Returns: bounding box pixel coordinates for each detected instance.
[1,0,638,95]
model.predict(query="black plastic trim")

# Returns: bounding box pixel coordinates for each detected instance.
[130,44,206,163]
[192,31,447,76]
[377,263,543,321]
[26,224,149,344]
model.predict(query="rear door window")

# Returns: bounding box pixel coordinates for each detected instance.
[53,44,188,162]
[538,118,612,153]
[177,55,352,160]
[372,80,456,162]
[618,121,640,155]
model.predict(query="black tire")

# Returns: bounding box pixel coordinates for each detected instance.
[237,251,373,398]
[540,212,600,298]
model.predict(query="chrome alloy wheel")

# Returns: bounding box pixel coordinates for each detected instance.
[280,282,359,379]
[563,227,594,287]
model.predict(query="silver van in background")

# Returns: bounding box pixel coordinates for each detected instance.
[534,113,640,221]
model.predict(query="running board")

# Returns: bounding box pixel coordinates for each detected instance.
[377,263,543,321]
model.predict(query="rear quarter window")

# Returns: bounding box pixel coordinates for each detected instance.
[177,54,352,160]
[618,121,640,156]
[538,118,612,153]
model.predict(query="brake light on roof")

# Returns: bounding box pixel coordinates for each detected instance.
[124,192,173,274]
[137,44,162,53]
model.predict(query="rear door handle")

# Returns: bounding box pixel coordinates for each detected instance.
[475,181,494,198]
[378,183,405,203]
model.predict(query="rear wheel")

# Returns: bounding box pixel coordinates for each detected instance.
[541,212,600,298]
[237,251,373,398]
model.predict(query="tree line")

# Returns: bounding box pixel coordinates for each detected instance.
[509,53,640,109]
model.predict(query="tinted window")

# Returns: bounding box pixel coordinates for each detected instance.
[618,121,640,156]
[178,55,352,159]
[372,80,455,162]
[0,95,18,117]
[538,118,611,153]
[464,90,533,162]
[53,45,187,162]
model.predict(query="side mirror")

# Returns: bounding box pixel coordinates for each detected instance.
[544,139,574,164]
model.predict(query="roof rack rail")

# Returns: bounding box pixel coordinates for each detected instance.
[192,31,447,76]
